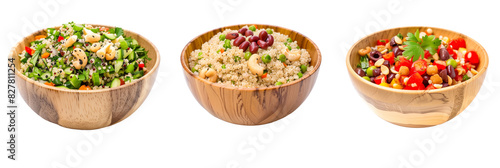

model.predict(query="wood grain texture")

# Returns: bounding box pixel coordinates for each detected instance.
[346,27,489,128]
[9,24,160,130]
[181,24,322,125]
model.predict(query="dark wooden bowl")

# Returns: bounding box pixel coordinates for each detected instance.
[181,24,322,125]
[9,24,160,130]
[346,26,489,127]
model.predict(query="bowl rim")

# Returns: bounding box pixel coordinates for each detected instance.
[11,24,161,93]
[346,26,489,94]
[180,24,322,91]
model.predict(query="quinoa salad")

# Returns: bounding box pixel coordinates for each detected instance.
[188,25,312,87]
[18,22,151,90]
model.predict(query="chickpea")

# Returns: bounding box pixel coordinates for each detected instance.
[430,74,443,84]
[426,65,438,75]
[399,66,410,76]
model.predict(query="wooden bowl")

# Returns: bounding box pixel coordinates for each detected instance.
[181,24,321,125]
[346,27,489,128]
[9,24,160,130]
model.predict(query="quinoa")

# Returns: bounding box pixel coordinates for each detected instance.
[188,26,312,87]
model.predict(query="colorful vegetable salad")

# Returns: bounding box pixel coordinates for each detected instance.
[18,22,151,90]
[355,28,480,90]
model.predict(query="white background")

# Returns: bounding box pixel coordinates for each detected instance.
[1,0,500,167]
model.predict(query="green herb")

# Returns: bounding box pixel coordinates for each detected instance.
[275,81,283,86]
[234,56,241,62]
[198,52,203,56]
[396,33,403,40]
[222,64,226,69]
[115,27,123,37]
[286,38,292,43]
[244,52,252,60]
[191,67,197,72]
[223,39,231,50]
[30,44,46,65]
[403,29,441,62]
[297,72,303,78]
[360,55,370,71]
[463,74,470,81]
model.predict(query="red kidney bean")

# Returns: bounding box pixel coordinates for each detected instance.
[249,42,259,54]
[439,48,449,61]
[233,36,245,46]
[257,40,268,50]
[442,83,450,88]
[393,47,404,56]
[370,77,375,83]
[387,73,396,83]
[249,36,259,42]
[259,31,268,41]
[383,60,390,69]
[355,68,366,77]
[266,35,274,46]
[422,75,430,86]
[238,28,248,35]
[239,41,250,51]
[439,69,448,83]
[372,68,381,77]
[226,32,239,40]
[245,30,253,37]
[446,65,456,79]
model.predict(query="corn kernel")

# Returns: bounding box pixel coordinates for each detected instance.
[458,48,467,56]
[442,37,450,44]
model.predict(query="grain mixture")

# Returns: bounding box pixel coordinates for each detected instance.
[189,25,312,87]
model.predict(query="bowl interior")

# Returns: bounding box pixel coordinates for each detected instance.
[181,24,321,88]
[10,24,160,92]
[347,26,489,92]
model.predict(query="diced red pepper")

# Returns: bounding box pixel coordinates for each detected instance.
[382,52,395,65]
[99,27,109,32]
[369,60,374,66]
[411,59,427,76]
[377,39,389,45]
[462,63,471,72]
[395,56,412,71]
[405,73,424,90]
[455,74,463,82]
[138,62,145,69]
[425,84,437,90]
[25,47,32,56]
[261,73,267,78]
[465,51,479,65]
[424,50,431,59]
[433,60,447,70]
[120,78,125,85]
[449,38,466,50]
[374,75,386,85]
[57,36,64,42]
[446,45,457,59]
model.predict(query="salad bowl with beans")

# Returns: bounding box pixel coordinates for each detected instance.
[347,27,488,128]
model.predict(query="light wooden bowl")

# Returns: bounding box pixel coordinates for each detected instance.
[181,24,321,125]
[9,24,160,130]
[347,27,488,128]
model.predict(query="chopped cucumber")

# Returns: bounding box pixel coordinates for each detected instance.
[114,60,124,72]
[56,86,69,89]
[103,33,116,40]
[92,73,100,86]
[125,62,136,73]
[116,49,123,60]
[73,24,83,32]
[69,75,81,88]
[119,39,128,49]
[64,67,72,74]
[130,39,138,49]
[128,51,136,61]
[110,78,121,88]
[40,72,51,80]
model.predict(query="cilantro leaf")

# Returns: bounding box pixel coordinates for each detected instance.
[402,29,441,62]
[397,33,403,40]
[420,35,441,55]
